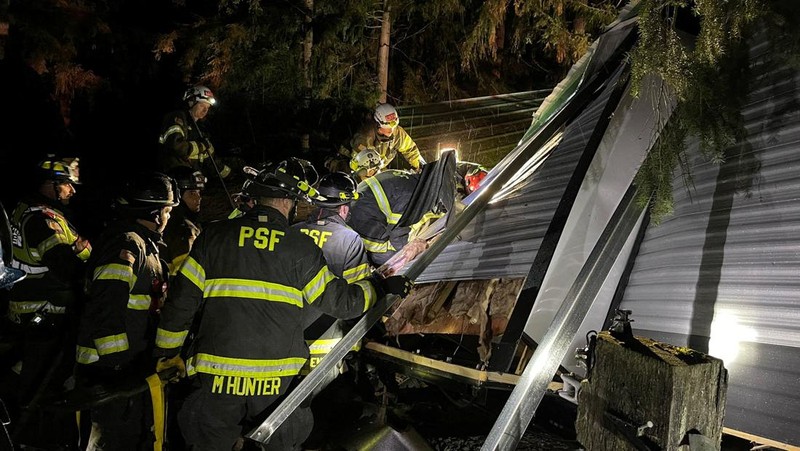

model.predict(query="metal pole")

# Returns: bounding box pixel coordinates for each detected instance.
[246,61,622,446]
[191,116,237,211]
[481,184,646,451]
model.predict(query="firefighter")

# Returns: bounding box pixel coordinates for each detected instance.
[3,159,90,448]
[153,158,412,451]
[348,150,457,268]
[158,84,232,180]
[161,166,206,278]
[292,171,373,450]
[74,172,178,451]
[332,103,425,175]
[294,172,371,284]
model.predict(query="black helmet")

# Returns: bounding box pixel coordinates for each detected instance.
[116,172,180,212]
[36,159,80,185]
[242,158,321,201]
[315,172,359,208]
[168,166,206,191]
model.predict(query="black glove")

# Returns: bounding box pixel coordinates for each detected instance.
[378,274,413,298]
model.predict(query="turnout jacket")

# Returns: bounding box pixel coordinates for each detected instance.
[293,211,371,284]
[159,203,201,277]
[293,210,373,374]
[347,123,423,171]
[347,170,419,266]
[75,220,167,371]
[154,205,380,382]
[7,194,90,322]
[158,109,230,178]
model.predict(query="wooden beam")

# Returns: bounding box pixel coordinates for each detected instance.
[364,341,519,386]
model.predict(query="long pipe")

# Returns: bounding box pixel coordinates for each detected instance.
[481,184,645,450]
[246,60,622,446]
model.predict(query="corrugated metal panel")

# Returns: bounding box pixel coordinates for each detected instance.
[619,35,800,446]
[395,91,549,165]
[414,76,619,283]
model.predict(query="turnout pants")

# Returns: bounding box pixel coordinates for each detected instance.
[178,373,313,451]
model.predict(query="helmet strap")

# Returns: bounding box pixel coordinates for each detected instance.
[52,181,62,202]
[288,200,298,224]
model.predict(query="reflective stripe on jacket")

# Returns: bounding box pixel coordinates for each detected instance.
[350,124,423,170]
[75,221,166,368]
[155,205,379,384]
[348,170,419,265]
[7,196,89,321]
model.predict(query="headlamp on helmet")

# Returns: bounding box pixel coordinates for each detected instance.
[183,85,216,107]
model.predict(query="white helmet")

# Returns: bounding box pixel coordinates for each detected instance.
[373,103,399,129]
[183,85,216,107]
[349,149,383,173]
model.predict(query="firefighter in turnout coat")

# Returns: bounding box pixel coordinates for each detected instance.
[158,85,231,179]
[153,158,412,450]
[292,172,370,374]
[74,172,178,450]
[160,166,206,278]
[347,150,457,267]
[292,171,373,449]
[345,103,425,173]
[4,159,90,447]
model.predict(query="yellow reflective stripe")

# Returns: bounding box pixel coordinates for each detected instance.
[361,237,395,254]
[38,233,72,255]
[409,211,445,241]
[169,253,189,276]
[302,267,336,305]
[305,338,361,354]
[179,256,205,290]
[35,215,80,256]
[7,301,67,315]
[76,346,99,364]
[204,278,303,308]
[94,333,129,356]
[354,279,378,312]
[155,328,189,349]
[159,125,184,144]
[127,294,151,310]
[306,338,341,355]
[191,353,305,378]
[76,246,91,261]
[188,142,201,160]
[94,263,135,289]
[365,177,402,225]
[343,262,371,283]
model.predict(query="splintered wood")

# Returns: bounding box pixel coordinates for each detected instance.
[384,278,523,341]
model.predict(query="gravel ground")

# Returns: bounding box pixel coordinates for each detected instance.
[428,429,582,451]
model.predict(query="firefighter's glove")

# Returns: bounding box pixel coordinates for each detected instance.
[379,275,414,299]
[156,355,186,383]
